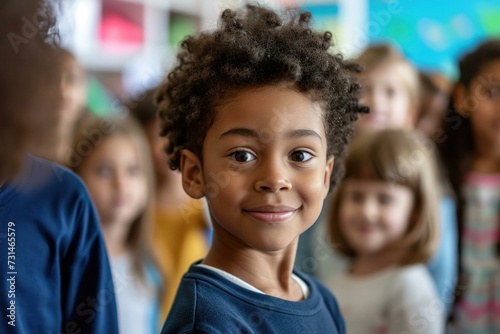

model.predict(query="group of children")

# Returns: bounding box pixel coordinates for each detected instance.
[1,1,499,333]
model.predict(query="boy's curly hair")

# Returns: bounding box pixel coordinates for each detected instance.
[156,4,368,190]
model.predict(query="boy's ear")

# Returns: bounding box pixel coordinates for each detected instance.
[453,83,469,117]
[180,149,205,199]
[323,156,335,197]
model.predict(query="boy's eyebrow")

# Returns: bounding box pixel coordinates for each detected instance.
[219,128,258,139]
[287,129,322,142]
[219,128,322,141]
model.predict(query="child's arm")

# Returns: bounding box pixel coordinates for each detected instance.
[60,181,119,333]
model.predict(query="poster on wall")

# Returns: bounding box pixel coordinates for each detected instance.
[367,0,500,78]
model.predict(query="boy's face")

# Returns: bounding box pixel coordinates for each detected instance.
[181,85,333,253]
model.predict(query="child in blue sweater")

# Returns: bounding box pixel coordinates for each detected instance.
[157,4,367,333]
[0,1,118,332]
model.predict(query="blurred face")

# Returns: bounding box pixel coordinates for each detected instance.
[416,92,448,138]
[357,64,413,132]
[184,85,333,252]
[57,55,87,128]
[79,134,148,228]
[339,179,414,256]
[465,60,500,151]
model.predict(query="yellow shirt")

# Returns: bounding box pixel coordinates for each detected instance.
[152,199,210,320]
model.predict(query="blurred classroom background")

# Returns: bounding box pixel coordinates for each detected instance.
[55,0,500,115]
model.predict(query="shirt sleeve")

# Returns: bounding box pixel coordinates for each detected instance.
[60,185,119,334]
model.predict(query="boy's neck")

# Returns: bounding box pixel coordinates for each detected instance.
[202,235,304,301]
[349,249,407,277]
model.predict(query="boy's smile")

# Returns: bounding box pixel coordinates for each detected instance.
[181,84,333,253]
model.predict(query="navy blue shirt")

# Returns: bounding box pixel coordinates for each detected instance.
[0,156,118,334]
[162,261,345,334]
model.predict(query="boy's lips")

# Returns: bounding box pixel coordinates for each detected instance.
[243,205,298,223]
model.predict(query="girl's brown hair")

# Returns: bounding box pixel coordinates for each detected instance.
[328,129,440,265]
[69,115,166,287]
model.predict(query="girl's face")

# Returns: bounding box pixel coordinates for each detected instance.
[357,64,414,132]
[339,179,414,256]
[464,59,500,151]
[79,134,148,228]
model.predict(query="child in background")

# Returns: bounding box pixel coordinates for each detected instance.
[30,47,87,164]
[70,115,166,334]
[355,44,420,131]
[437,39,500,333]
[326,129,445,333]
[128,88,211,319]
[157,4,367,333]
[0,1,118,333]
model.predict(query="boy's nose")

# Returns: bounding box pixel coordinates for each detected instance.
[254,159,292,193]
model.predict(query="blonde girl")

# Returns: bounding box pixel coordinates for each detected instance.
[70,115,166,334]
[326,129,445,333]
[355,44,420,131]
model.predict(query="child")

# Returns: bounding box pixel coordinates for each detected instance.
[326,129,445,333]
[157,4,366,333]
[355,44,420,131]
[128,88,211,319]
[70,115,166,334]
[437,39,500,333]
[30,47,87,164]
[0,1,118,332]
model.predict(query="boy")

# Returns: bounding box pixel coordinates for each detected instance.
[157,5,367,333]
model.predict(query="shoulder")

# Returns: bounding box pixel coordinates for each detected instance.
[389,265,440,305]
[294,270,345,333]
[163,264,250,333]
[386,266,445,331]
[16,155,90,202]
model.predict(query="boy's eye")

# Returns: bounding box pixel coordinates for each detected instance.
[289,150,312,162]
[229,150,255,162]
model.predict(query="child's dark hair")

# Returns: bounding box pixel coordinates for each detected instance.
[436,39,500,310]
[156,4,367,190]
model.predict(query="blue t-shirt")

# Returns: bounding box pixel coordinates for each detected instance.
[161,261,345,334]
[0,155,118,334]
